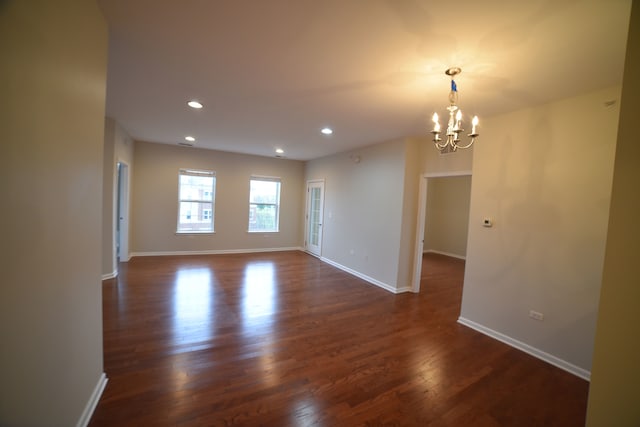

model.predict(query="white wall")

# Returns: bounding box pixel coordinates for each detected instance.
[587,4,640,424]
[460,86,621,375]
[131,141,305,254]
[305,139,408,291]
[0,1,107,425]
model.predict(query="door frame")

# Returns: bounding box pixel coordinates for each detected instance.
[304,179,325,257]
[116,160,131,263]
[411,170,472,293]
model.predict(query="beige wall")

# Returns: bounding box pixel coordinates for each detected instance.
[131,141,304,253]
[396,138,425,289]
[460,86,621,374]
[587,3,640,425]
[102,117,134,276]
[424,176,472,258]
[0,1,107,425]
[417,135,474,174]
[102,119,116,275]
[305,139,409,291]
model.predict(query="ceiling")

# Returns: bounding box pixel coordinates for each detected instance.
[99,0,631,161]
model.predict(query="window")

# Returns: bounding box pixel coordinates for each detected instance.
[248,177,281,232]
[177,169,215,233]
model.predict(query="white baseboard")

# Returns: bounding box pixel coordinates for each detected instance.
[423,249,466,260]
[76,372,107,427]
[457,317,591,381]
[130,246,303,258]
[128,248,410,294]
[319,257,411,294]
[101,270,117,280]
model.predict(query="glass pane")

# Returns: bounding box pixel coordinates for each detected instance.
[180,175,214,201]
[248,204,277,232]
[249,180,279,204]
[309,187,321,245]
[178,202,213,232]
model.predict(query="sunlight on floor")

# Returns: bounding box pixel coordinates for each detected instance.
[172,267,213,345]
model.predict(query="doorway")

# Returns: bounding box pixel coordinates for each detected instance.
[412,172,472,292]
[116,161,130,263]
[305,180,325,257]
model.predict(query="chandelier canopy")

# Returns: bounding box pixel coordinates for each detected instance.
[431,67,479,152]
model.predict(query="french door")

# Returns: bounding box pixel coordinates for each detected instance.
[305,180,324,257]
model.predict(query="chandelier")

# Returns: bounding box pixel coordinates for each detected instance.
[431,67,479,152]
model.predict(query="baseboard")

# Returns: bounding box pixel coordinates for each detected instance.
[319,257,411,294]
[101,270,117,280]
[424,249,466,260]
[128,248,410,294]
[457,317,591,381]
[130,246,304,258]
[76,372,107,427]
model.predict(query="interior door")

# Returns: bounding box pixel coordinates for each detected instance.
[116,162,130,262]
[305,180,325,257]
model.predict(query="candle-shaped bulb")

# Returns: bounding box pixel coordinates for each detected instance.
[432,112,440,132]
[472,116,479,134]
[455,110,462,130]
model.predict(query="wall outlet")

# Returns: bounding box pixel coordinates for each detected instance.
[529,310,544,321]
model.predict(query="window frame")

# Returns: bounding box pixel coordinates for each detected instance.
[247,176,281,233]
[176,168,216,234]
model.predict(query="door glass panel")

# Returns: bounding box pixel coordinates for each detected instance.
[309,187,321,246]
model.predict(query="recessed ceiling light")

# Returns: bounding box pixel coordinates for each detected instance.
[187,100,203,109]
[185,136,196,142]
[320,127,333,135]
[275,148,284,154]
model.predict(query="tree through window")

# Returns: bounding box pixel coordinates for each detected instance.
[248,177,281,232]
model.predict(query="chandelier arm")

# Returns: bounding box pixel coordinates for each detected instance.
[433,139,448,149]
[454,138,475,150]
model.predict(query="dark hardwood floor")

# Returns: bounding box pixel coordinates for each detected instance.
[90,251,588,426]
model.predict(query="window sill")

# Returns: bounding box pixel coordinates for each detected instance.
[176,231,215,235]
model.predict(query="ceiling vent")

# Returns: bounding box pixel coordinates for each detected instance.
[178,142,194,147]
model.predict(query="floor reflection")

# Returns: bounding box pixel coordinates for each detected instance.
[242,261,277,334]
[412,341,444,394]
[291,398,322,427]
[172,267,213,346]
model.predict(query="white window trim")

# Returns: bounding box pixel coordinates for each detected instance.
[177,168,216,234]
[248,175,281,233]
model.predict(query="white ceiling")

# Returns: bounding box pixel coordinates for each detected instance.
[99,0,631,161]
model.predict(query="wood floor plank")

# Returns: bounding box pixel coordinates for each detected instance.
[90,251,588,426]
